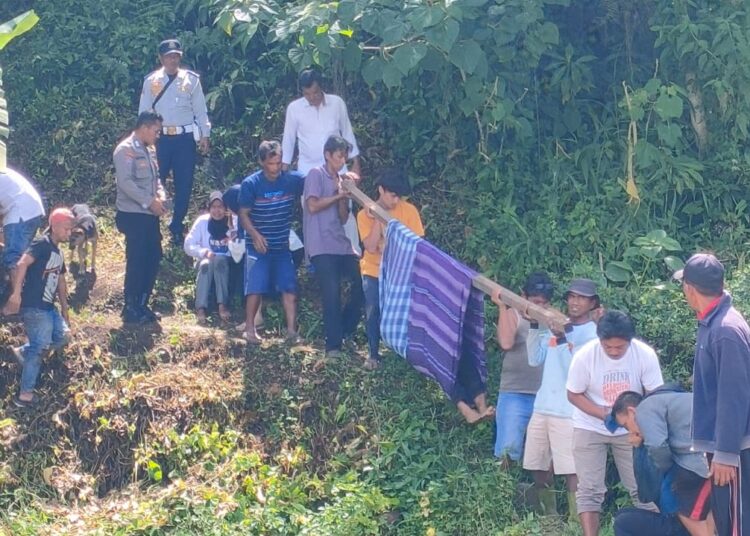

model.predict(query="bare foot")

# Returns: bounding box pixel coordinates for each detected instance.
[196,309,208,325]
[243,331,263,344]
[458,402,496,424]
[218,304,231,322]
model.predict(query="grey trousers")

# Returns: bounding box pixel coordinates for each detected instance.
[195,255,229,310]
[573,427,658,514]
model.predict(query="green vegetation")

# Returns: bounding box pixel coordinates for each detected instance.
[1,0,750,533]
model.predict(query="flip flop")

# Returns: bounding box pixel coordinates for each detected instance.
[13,395,37,409]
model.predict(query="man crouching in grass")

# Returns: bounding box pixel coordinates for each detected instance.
[612,388,715,536]
[4,208,74,408]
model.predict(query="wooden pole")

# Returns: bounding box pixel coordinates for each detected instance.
[342,180,570,333]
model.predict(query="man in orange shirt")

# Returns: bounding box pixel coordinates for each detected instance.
[357,169,424,370]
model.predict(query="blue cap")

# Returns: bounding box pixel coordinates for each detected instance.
[604,414,622,434]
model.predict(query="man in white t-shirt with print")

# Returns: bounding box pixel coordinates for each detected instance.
[566,310,664,536]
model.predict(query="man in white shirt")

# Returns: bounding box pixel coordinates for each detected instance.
[567,310,664,536]
[281,69,361,254]
[0,167,45,294]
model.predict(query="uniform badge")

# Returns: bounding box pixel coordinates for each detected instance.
[151,79,163,96]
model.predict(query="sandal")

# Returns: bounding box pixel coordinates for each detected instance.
[13,395,37,408]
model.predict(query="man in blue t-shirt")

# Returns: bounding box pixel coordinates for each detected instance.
[238,140,304,344]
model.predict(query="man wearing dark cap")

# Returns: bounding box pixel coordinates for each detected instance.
[523,278,602,518]
[139,38,211,246]
[676,252,750,535]
[356,168,424,370]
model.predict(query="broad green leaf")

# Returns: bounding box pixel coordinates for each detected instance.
[654,93,683,120]
[381,62,403,88]
[539,22,559,44]
[425,18,459,51]
[446,4,463,20]
[361,57,384,86]
[664,256,684,271]
[419,47,445,71]
[216,10,234,36]
[424,6,445,29]
[645,230,668,241]
[639,245,662,259]
[341,41,362,72]
[491,102,506,121]
[337,1,357,23]
[449,40,484,74]
[657,123,681,147]
[379,20,407,45]
[644,78,661,96]
[659,237,682,251]
[0,10,39,51]
[605,261,632,283]
[147,460,163,482]
[287,47,310,67]
[392,43,427,75]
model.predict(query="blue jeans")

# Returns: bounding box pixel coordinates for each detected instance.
[362,275,380,360]
[3,216,42,269]
[494,392,535,460]
[19,307,69,393]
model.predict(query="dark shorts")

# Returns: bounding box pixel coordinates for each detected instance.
[244,249,296,295]
[613,508,688,536]
[672,465,712,521]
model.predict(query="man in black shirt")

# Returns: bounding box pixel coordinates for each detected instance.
[4,208,75,407]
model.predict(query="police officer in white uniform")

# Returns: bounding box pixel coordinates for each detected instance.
[139,38,211,245]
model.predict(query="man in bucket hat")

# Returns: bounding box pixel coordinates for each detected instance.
[676,253,750,535]
[523,278,602,519]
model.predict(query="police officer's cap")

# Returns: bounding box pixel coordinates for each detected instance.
[158,39,183,56]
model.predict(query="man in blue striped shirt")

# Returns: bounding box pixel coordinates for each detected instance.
[239,140,304,344]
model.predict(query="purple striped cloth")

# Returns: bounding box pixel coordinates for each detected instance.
[406,240,486,402]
